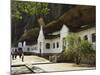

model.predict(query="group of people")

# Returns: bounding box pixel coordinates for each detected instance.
[11,48,24,62]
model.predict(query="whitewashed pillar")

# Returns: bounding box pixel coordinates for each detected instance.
[18,42,22,48]
[60,24,69,52]
[37,25,45,55]
[23,41,26,52]
[88,34,92,43]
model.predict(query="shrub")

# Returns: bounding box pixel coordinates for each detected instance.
[63,33,96,65]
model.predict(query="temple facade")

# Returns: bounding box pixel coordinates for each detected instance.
[16,24,96,55]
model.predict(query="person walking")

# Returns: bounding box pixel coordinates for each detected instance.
[22,52,24,62]
[11,48,15,60]
[18,47,24,62]
[18,48,22,58]
[14,49,18,59]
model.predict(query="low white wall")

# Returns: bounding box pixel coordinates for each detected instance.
[23,44,40,53]
[21,27,96,54]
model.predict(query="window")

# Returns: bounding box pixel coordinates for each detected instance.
[92,33,96,42]
[32,48,34,50]
[35,47,37,50]
[84,35,88,40]
[46,43,50,49]
[57,42,59,48]
[27,48,30,51]
[53,43,55,48]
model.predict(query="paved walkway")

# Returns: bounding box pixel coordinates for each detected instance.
[11,55,95,73]
[11,55,50,65]
[29,63,95,72]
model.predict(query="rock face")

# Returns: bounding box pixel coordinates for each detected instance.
[45,3,74,22]
[12,3,96,46]
[59,5,96,28]
[43,5,96,34]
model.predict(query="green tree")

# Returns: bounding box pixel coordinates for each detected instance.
[65,33,81,64]
[11,0,49,46]
[11,0,49,20]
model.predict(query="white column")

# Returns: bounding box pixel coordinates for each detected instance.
[23,41,26,52]
[88,34,92,43]
[37,25,45,54]
[60,24,69,52]
[18,42,22,48]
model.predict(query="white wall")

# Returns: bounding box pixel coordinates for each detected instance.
[23,44,41,53]
[43,38,61,53]
[42,24,69,54]
[77,27,96,50]
[77,27,95,42]
[38,24,69,54]
[22,26,96,54]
